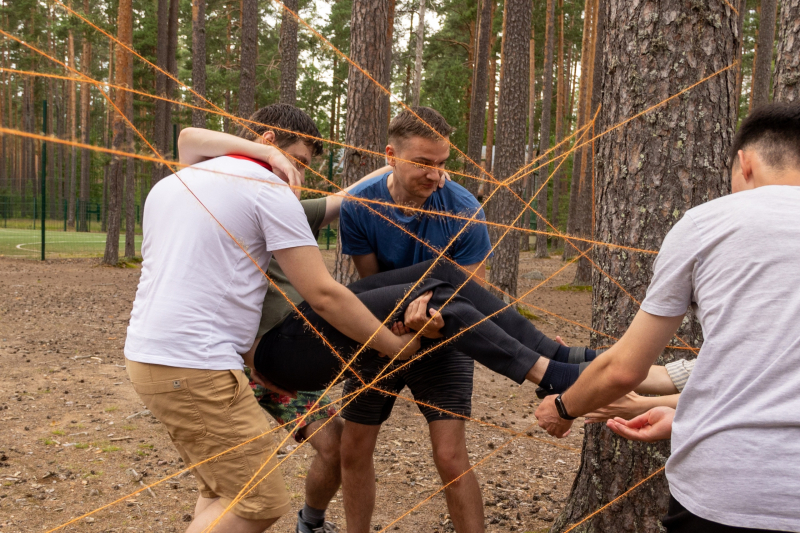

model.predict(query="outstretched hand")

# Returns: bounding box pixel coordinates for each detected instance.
[585,392,649,423]
[438,171,452,190]
[404,291,445,338]
[606,406,675,442]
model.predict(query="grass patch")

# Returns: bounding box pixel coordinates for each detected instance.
[136,450,148,457]
[101,445,122,453]
[516,307,540,321]
[40,438,57,446]
[51,430,65,436]
[137,443,154,449]
[556,284,592,293]
[75,443,89,450]
[122,424,137,431]
[104,406,119,413]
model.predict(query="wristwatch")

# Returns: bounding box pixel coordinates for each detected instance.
[554,394,576,421]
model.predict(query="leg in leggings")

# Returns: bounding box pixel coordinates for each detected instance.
[256,276,557,392]
[346,259,562,359]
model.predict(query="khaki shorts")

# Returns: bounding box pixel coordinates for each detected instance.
[126,359,291,520]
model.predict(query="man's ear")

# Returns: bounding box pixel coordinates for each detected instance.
[738,149,754,184]
[259,130,277,145]
[386,144,397,168]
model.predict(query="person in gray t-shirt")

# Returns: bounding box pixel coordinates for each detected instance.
[535,104,800,533]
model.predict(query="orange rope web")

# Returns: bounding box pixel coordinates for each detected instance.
[1,0,738,529]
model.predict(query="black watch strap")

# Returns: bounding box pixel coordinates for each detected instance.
[555,394,576,421]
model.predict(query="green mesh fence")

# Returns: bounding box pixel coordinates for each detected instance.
[0,197,142,259]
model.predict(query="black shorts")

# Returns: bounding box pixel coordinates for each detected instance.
[340,348,474,425]
[663,495,792,533]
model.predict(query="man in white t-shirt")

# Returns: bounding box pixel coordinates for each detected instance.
[125,105,419,533]
[535,103,800,532]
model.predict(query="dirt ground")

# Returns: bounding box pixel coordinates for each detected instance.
[0,251,592,533]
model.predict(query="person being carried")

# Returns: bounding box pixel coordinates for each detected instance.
[125,104,419,533]
[332,106,593,533]
[535,103,800,533]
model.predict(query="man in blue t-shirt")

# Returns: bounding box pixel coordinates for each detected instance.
[338,107,492,533]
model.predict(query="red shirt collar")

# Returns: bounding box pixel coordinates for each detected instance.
[227,154,273,172]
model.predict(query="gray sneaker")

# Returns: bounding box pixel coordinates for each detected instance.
[296,510,339,533]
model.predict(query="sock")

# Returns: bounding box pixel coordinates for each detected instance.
[552,345,599,364]
[301,503,326,526]
[539,360,580,394]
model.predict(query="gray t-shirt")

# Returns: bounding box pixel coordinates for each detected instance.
[641,185,800,531]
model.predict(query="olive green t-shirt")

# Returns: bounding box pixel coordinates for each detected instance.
[257,198,327,337]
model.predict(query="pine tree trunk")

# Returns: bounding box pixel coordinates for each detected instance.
[79,12,92,233]
[552,3,737,531]
[239,0,258,119]
[125,55,135,258]
[534,0,556,258]
[411,0,426,107]
[165,0,178,152]
[104,0,133,266]
[751,0,778,108]
[563,0,593,261]
[152,0,170,186]
[550,0,565,250]
[333,0,389,285]
[68,25,77,228]
[485,0,532,299]
[191,0,207,128]
[380,0,395,147]
[278,0,298,105]
[484,54,496,181]
[521,27,535,252]
[465,0,495,198]
[735,0,747,111]
[572,0,601,286]
[773,0,800,102]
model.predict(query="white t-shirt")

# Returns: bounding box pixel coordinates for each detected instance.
[125,156,317,371]
[641,185,800,531]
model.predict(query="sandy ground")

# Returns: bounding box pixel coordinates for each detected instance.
[0,251,592,533]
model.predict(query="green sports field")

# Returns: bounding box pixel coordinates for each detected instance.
[0,227,142,258]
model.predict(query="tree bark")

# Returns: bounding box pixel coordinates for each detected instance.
[550,0,566,250]
[751,0,778,108]
[380,0,395,147]
[192,0,207,128]
[125,47,136,258]
[534,0,556,258]
[485,0,531,299]
[278,0,299,105]
[773,0,800,102]
[79,4,92,233]
[563,0,594,261]
[572,0,601,286]
[104,0,133,266]
[521,27,535,252]
[151,0,172,186]
[411,0,426,107]
[465,0,495,198]
[166,0,178,151]
[552,2,737,531]
[67,23,77,228]
[734,0,747,111]
[483,54,497,182]
[333,0,389,285]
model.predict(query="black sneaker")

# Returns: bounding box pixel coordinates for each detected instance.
[296,510,339,533]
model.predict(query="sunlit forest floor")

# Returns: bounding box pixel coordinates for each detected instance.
[0,251,591,532]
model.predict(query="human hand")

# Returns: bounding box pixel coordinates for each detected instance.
[606,406,675,442]
[391,321,412,336]
[249,367,298,399]
[437,170,452,190]
[585,392,649,423]
[262,145,305,200]
[555,336,567,347]
[404,291,445,338]
[380,333,421,361]
[534,395,574,438]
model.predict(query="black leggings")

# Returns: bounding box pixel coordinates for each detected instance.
[254,259,562,392]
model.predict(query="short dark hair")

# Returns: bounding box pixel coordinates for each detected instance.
[388,106,454,145]
[730,103,800,169]
[237,103,324,157]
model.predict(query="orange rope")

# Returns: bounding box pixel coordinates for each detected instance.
[560,466,666,533]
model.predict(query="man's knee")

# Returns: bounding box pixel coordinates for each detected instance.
[304,417,344,464]
[340,422,379,469]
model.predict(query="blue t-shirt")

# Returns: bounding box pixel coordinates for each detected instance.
[340,172,493,272]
